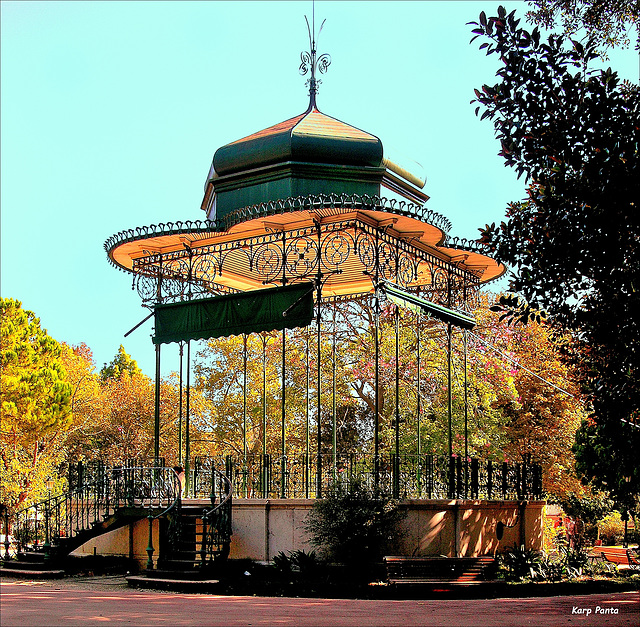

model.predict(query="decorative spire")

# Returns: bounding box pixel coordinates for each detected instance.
[299,8,331,110]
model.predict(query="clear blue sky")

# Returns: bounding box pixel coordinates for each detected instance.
[2,1,638,377]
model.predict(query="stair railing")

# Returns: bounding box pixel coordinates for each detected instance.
[7,464,181,560]
[192,457,233,568]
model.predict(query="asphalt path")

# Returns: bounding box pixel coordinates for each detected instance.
[1,577,638,627]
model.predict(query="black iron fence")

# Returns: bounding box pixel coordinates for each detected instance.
[4,463,180,560]
[191,453,543,501]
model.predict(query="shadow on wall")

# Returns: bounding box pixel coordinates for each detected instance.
[399,501,545,557]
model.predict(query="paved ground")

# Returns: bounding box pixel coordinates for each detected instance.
[1,576,638,627]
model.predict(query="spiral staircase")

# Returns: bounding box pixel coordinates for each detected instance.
[0,461,232,586]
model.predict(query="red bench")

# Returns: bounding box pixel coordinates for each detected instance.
[599,547,640,571]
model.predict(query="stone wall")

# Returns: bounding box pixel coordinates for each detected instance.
[72,499,545,566]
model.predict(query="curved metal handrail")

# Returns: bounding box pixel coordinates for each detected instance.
[190,458,233,566]
[5,465,181,560]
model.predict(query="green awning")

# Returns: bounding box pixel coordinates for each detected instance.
[381,282,476,330]
[153,282,315,345]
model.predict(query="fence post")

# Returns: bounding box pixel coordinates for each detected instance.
[145,514,154,570]
[43,499,51,562]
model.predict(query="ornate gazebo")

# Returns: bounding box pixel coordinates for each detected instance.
[104,19,540,504]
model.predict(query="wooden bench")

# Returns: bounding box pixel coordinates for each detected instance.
[599,547,640,571]
[383,556,498,587]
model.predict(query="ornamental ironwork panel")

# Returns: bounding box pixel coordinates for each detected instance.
[129,218,481,308]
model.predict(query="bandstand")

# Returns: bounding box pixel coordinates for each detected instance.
[100,13,546,555]
[104,20,542,506]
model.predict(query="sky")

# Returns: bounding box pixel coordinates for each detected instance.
[1,1,638,378]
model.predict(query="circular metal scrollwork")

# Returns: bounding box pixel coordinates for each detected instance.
[254,244,283,280]
[354,231,376,272]
[135,274,158,302]
[286,236,318,277]
[396,253,417,287]
[193,256,218,285]
[162,278,184,301]
[164,257,190,281]
[321,232,351,268]
[432,268,449,304]
[378,242,396,280]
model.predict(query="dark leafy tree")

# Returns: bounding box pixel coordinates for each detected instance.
[100,344,142,380]
[304,478,404,569]
[526,0,639,53]
[469,7,640,512]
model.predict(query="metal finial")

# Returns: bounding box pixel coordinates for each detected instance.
[299,12,331,110]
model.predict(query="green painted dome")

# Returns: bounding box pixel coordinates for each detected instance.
[201,106,386,222]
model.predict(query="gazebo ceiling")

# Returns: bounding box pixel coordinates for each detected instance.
[106,197,505,300]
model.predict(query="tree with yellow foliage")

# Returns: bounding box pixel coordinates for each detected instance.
[0,299,72,509]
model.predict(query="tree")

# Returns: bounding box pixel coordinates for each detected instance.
[525,0,639,53]
[474,300,588,499]
[59,343,107,463]
[100,344,142,380]
[0,299,72,509]
[470,7,640,510]
[69,345,200,465]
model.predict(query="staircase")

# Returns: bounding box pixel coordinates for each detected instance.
[1,462,233,586]
[127,461,233,590]
[0,549,66,579]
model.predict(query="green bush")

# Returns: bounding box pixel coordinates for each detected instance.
[598,511,625,545]
[498,545,541,581]
[304,478,404,567]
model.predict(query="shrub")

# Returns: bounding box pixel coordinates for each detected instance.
[304,478,404,567]
[272,550,323,577]
[598,511,625,545]
[498,545,541,581]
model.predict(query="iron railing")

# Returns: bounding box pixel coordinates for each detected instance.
[192,457,233,566]
[192,453,543,501]
[4,463,180,560]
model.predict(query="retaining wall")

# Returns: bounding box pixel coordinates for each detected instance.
[72,499,545,567]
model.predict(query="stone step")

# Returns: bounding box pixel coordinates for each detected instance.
[0,566,65,579]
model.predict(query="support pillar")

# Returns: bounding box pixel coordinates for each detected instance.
[394,304,400,498]
[332,301,337,482]
[178,342,183,466]
[281,328,287,499]
[184,340,191,495]
[316,279,323,498]
[154,343,161,464]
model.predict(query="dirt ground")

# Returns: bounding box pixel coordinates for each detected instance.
[1,576,638,627]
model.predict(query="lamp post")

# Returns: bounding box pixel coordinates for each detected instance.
[623,475,631,547]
